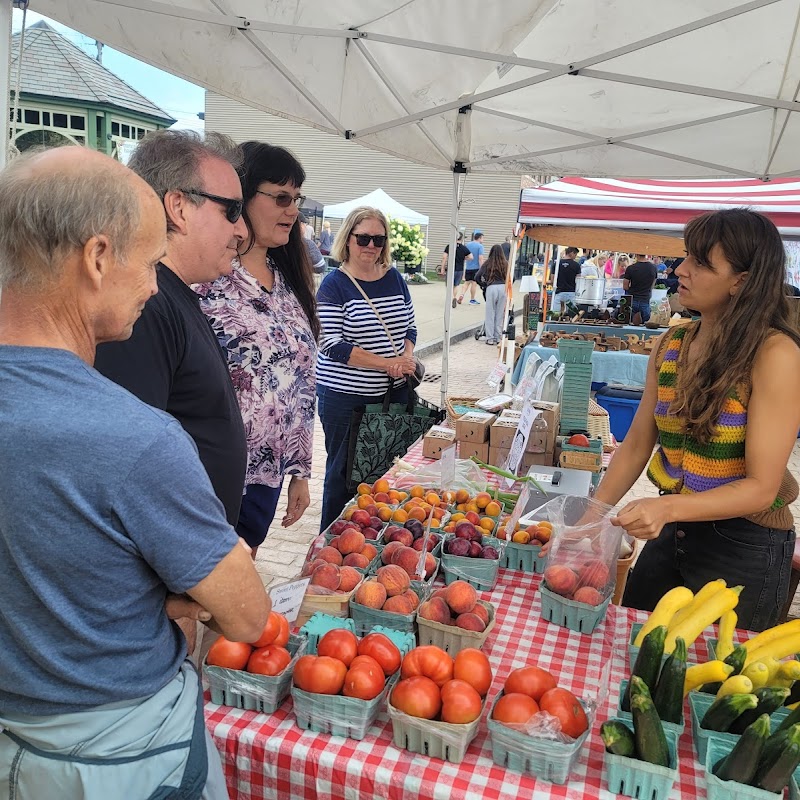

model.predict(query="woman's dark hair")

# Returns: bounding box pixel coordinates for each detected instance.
[673,208,800,443]
[238,141,319,339]
[483,244,508,284]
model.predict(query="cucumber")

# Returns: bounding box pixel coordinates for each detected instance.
[728,687,790,735]
[653,637,687,724]
[701,693,759,732]
[777,702,800,733]
[712,713,770,785]
[623,625,667,712]
[754,724,800,793]
[701,644,749,694]
[600,720,636,757]
[631,686,670,767]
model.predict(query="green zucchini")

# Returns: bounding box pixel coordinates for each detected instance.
[701,693,759,732]
[653,637,687,724]
[631,676,670,767]
[622,625,667,712]
[701,644,748,694]
[728,687,790,735]
[777,703,800,733]
[754,723,800,793]
[712,713,770,785]
[600,720,636,757]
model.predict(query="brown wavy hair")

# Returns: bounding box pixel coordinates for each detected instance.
[482,244,509,284]
[672,208,800,443]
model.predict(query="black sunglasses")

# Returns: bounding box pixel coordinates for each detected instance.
[351,233,387,247]
[255,190,306,208]
[180,189,243,223]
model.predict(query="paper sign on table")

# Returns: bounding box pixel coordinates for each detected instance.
[269,577,311,624]
[505,483,532,538]
[440,444,456,489]
[486,361,508,388]
[502,404,540,488]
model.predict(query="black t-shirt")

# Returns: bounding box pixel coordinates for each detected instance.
[94,264,247,527]
[623,261,658,302]
[443,243,472,271]
[556,259,581,292]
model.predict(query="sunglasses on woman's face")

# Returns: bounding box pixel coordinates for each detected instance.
[255,190,306,208]
[350,233,387,247]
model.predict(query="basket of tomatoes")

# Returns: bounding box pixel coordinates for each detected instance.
[387,646,493,764]
[487,664,590,784]
[205,611,303,715]
[291,627,414,740]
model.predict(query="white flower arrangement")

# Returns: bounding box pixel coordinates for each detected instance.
[388,217,429,266]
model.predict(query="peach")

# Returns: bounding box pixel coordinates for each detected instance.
[456,613,486,631]
[471,603,490,626]
[455,488,470,504]
[387,529,414,547]
[535,527,552,543]
[512,530,531,544]
[377,507,392,522]
[465,511,481,525]
[402,589,420,610]
[409,485,425,498]
[373,478,391,494]
[418,597,451,625]
[373,491,390,504]
[376,564,410,597]
[474,492,492,509]
[360,543,378,562]
[393,546,423,579]
[383,595,415,614]
[310,563,341,590]
[338,565,362,593]
[342,552,370,569]
[357,482,373,495]
[364,504,379,518]
[354,579,387,609]
[301,558,329,577]
[338,528,366,555]
[573,586,604,606]
[431,587,449,600]
[580,560,611,591]
[317,546,343,565]
[544,565,579,597]
[351,509,371,527]
[381,541,404,564]
[484,500,502,517]
[444,580,478,615]
[424,552,438,579]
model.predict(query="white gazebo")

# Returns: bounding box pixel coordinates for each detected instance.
[323,188,428,226]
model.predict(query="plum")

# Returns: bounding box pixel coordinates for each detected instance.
[362,527,379,540]
[405,519,424,539]
[481,545,500,560]
[446,537,471,557]
[369,516,384,531]
[454,520,476,540]
[468,540,483,558]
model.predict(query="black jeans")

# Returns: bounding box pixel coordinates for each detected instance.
[622,518,795,632]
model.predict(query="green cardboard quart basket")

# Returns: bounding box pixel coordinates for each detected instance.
[604,721,678,800]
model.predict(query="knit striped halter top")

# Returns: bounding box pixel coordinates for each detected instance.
[647,323,797,530]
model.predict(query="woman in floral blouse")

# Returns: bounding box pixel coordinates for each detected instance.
[198,141,319,557]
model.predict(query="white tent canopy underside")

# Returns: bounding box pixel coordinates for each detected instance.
[323,188,429,225]
[31,0,800,180]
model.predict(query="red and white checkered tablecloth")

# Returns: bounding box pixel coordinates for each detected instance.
[204,443,712,800]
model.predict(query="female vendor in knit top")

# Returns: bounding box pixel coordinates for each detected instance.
[594,208,800,632]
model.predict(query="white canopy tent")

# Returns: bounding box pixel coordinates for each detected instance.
[10,0,800,401]
[323,188,428,226]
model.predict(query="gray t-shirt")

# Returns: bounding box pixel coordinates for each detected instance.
[0,346,238,716]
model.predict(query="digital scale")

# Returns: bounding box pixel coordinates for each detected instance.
[517,465,592,526]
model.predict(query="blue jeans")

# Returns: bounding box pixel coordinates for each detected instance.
[632,299,651,323]
[622,519,795,631]
[552,292,575,312]
[236,482,283,548]
[317,384,409,531]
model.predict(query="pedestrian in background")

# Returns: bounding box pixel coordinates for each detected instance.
[440,231,473,308]
[476,244,509,346]
[459,229,485,305]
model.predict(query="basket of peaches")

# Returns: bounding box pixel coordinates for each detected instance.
[496,513,552,575]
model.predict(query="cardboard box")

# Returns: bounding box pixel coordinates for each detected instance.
[422,426,456,460]
[488,446,510,468]
[521,451,554,470]
[528,401,560,453]
[455,411,496,443]
[499,409,522,422]
[458,441,490,462]
[490,418,519,450]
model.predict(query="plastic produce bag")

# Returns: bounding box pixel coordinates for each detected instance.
[389,458,490,494]
[543,495,624,603]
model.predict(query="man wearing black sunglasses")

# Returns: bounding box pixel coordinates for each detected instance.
[95,131,250,582]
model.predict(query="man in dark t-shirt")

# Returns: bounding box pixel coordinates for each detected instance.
[623,254,658,323]
[553,246,581,311]
[94,131,248,529]
[440,232,473,308]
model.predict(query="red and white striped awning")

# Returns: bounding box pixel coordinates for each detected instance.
[518,178,800,237]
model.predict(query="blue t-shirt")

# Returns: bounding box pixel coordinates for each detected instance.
[0,347,239,716]
[465,241,484,272]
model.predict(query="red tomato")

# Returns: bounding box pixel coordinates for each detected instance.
[400,645,454,687]
[504,666,557,701]
[207,637,251,670]
[453,649,493,697]
[317,629,359,667]
[343,659,386,700]
[391,676,441,719]
[492,692,540,724]
[273,614,290,648]
[292,655,347,695]
[357,633,402,676]
[567,434,590,448]
[539,688,588,738]
[251,611,281,648]
[246,645,291,676]
[440,679,482,724]
[349,655,383,673]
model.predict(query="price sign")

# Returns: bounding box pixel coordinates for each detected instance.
[486,361,508,388]
[502,404,539,488]
[440,444,456,489]
[505,483,532,538]
[269,577,311,624]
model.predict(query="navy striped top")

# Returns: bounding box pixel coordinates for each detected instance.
[316,268,417,396]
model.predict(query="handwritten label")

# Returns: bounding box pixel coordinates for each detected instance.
[440,444,456,489]
[505,483,532,538]
[269,577,311,624]
[502,404,540,488]
[486,361,508,388]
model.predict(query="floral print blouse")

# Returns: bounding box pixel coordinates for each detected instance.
[196,258,316,489]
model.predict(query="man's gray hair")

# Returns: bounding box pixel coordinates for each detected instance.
[0,149,141,290]
[128,130,242,232]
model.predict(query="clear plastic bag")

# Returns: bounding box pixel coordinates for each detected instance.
[389,458,490,493]
[543,495,624,601]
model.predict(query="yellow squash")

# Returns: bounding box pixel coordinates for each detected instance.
[665,586,742,654]
[634,586,694,647]
[768,660,800,689]
[717,674,754,698]
[715,610,738,662]
[668,580,726,632]
[684,660,734,696]
[742,661,771,690]
[748,634,800,667]
[742,619,800,655]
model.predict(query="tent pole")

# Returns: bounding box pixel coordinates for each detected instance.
[440,170,460,408]
[0,0,12,169]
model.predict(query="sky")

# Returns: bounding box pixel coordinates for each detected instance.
[12,9,205,127]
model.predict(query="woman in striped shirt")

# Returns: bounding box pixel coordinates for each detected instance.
[316,207,417,530]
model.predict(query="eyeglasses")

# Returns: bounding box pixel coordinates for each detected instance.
[350,233,387,248]
[255,190,306,208]
[180,189,243,223]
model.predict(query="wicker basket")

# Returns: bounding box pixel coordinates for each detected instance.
[445,396,480,426]
[588,399,615,452]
